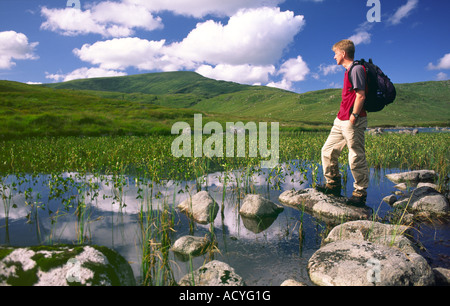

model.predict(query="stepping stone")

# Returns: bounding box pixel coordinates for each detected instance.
[386,170,437,184]
[279,188,371,223]
[307,240,434,286]
[239,194,284,218]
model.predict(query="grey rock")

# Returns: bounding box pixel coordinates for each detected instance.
[239,194,284,218]
[279,188,371,223]
[0,245,135,286]
[383,195,398,205]
[171,235,211,257]
[177,191,219,224]
[395,186,449,216]
[308,240,434,286]
[280,279,307,286]
[178,260,245,286]
[417,182,439,190]
[323,220,418,254]
[394,183,408,191]
[433,267,450,286]
[386,170,437,184]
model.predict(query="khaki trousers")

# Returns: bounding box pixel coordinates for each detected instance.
[321,117,369,192]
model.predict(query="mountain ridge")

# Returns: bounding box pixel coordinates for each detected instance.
[42,71,264,98]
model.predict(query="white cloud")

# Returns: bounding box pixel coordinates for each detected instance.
[41,3,163,37]
[124,0,283,18]
[0,31,39,69]
[73,38,174,71]
[168,7,305,66]
[348,31,371,45]
[318,64,343,76]
[388,0,419,25]
[266,79,293,91]
[57,6,308,87]
[435,72,448,81]
[196,64,276,85]
[70,7,305,79]
[265,56,309,91]
[427,53,450,70]
[90,2,163,32]
[45,67,127,82]
[278,56,309,82]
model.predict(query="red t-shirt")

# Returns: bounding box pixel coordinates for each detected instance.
[337,65,367,121]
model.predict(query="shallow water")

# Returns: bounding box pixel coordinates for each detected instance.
[1,164,448,286]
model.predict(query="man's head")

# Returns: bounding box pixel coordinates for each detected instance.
[332,40,355,66]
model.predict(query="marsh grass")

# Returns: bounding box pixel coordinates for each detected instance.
[0,132,448,285]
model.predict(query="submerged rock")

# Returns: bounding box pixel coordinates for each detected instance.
[393,186,449,216]
[386,170,438,184]
[239,194,284,218]
[177,191,219,224]
[308,240,434,286]
[279,188,371,223]
[383,194,398,205]
[0,245,135,286]
[171,235,212,258]
[178,260,245,286]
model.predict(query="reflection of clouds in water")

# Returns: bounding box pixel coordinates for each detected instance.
[1,165,308,244]
[0,167,312,284]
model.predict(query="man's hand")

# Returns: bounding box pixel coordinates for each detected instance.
[351,89,366,125]
[350,113,358,125]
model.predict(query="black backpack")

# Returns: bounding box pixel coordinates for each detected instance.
[349,59,396,112]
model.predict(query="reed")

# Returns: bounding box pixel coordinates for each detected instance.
[0,131,448,286]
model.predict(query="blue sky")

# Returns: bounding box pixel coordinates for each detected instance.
[0,0,449,93]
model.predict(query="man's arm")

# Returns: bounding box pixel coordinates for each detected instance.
[351,89,365,125]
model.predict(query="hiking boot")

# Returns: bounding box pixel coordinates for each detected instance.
[347,190,367,206]
[316,183,341,196]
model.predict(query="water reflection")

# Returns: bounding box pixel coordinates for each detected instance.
[1,163,448,285]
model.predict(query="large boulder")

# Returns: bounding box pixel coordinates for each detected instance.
[177,191,219,224]
[239,194,284,218]
[178,260,245,286]
[323,220,418,254]
[279,188,371,223]
[386,170,438,184]
[0,245,135,286]
[307,240,434,286]
[393,186,449,216]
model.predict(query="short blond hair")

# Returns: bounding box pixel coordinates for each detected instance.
[332,40,355,60]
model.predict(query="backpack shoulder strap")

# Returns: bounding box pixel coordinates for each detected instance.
[348,59,365,88]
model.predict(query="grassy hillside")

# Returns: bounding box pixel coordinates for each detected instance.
[42,72,450,128]
[196,81,450,127]
[43,71,250,98]
[0,80,236,139]
[2,73,448,139]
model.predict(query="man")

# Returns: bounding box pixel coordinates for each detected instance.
[318,39,369,205]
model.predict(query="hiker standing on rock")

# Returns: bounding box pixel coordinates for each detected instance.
[317,39,369,206]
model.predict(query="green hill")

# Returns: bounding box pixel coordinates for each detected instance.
[43,71,250,98]
[42,72,450,128]
[0,80,221,139]
[1,73,448,139]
